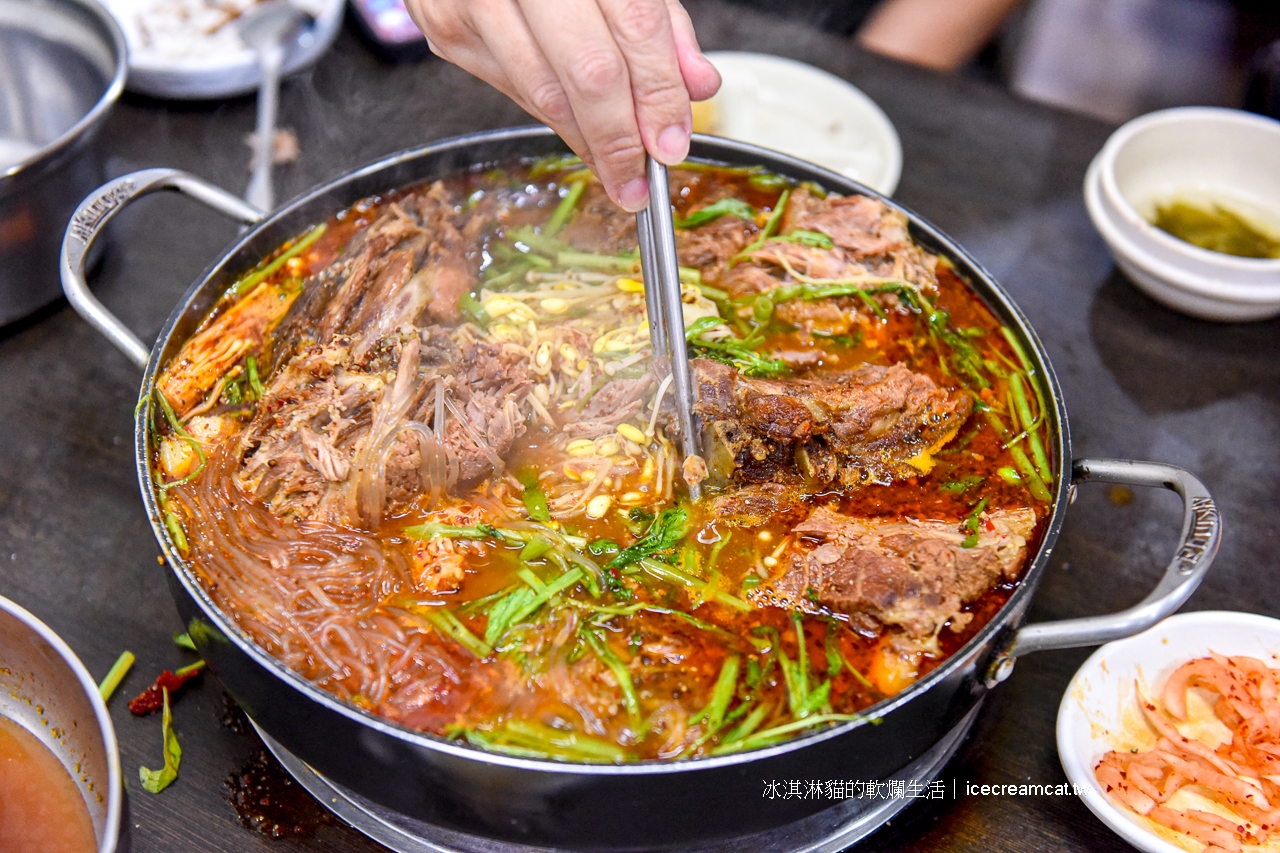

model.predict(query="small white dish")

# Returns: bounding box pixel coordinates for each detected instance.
[1083,107,1280,322]
[700,52,902,196]
[102,0,344,99]
[1057,610,1280,853]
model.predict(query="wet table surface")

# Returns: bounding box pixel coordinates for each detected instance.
[2,1,1279,850]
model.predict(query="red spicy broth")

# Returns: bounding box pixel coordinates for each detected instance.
[0,714,97,853]
[149,156,1054,761]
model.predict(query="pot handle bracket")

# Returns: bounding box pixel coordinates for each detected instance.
[985,457,1220,687]
[60,169,265,369]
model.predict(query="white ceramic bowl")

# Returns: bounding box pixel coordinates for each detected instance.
[1057,610,1280,853]
[1083,107,1280,322]
[701,52,902,196]
[103,0,344,99]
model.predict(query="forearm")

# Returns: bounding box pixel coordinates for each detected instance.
[856,0,1024,71]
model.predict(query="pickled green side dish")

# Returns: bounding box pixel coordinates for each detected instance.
[1151,200,1280,259]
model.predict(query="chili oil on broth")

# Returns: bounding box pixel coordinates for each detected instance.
[149,156,1054,763]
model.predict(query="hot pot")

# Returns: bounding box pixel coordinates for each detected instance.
[60,127,1220,851]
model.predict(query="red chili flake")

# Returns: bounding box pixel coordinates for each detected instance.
[128,662,206,715]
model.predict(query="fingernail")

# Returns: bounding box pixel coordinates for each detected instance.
[618,177,649,212]
[656,125,690,165]
[700,53,722,85]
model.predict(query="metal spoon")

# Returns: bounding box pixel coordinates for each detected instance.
[238,1,314,212]
[637,155,702,500]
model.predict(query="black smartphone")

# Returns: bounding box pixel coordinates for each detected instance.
[347,0,434,61]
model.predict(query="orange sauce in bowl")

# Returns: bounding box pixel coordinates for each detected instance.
[0,714,96,853]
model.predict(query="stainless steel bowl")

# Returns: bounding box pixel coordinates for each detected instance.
[0,594,123,853]
[0,0,126,325]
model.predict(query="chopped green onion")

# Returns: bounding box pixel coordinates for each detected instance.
[686,317,790,378]
[245,355,264,400]
[155,389,205,490]
[466,719,628,763]
[529,153,585,177]
[792,613,809,697]
[743,277,916,326]
[517,567,547,592]
[735,188,791,258]
[161,501,189,553]
[823,620,881,695]
[698,654,740,732]
[545,179,586,236]
[173,632,197,652]
[939,474,984,495]
[1009,374,1051,483]
[230,223,326,297]
[1009,445,1052,502]
[983,411,1051,502]
[674,198,756,229]
[394,605,493,659]
[174,660,206,678]
[715,703,771,750]
[519,536,552,562]
[508,225,569,257]
[403,522,514,543]
[557,249,639,272]
[636,558,751,611]
[459,292,492,328]
[795,680,832,718]
[98,651,134,702]
[521,485,551,522]
[583,628,641,726]
[775,229,833,249]
[711,712,871,755]
[961,497,990,549]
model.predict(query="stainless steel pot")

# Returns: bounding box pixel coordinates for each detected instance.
[59,127,1222,851]
[0,0,126,326]
[0,594,123,853]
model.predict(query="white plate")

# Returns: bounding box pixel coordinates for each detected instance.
[1057,610,1280,853]
[102,0,344,99]
[699,51,902,196]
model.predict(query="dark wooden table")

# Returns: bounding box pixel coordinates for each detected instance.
[3,1,1278,850]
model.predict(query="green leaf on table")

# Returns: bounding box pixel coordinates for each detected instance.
[139,687,181,793]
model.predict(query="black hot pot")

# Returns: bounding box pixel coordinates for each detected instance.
[60,127,1220,851]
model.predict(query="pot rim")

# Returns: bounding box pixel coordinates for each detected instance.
[133,125,1074,775]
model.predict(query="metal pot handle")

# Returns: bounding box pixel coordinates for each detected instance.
[986,457,1220,685]
[60,169,265,369]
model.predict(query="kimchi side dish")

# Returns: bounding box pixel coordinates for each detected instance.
[148,156,1055,762]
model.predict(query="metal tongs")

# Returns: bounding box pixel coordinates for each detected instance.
[636,155,702,500]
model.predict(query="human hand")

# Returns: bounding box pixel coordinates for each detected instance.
[406,0,721,211]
